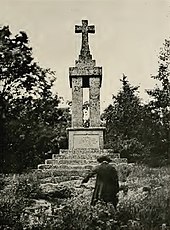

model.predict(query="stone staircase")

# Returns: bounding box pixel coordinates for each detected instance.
[36,149,128,184]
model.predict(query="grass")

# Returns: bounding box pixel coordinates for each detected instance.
[0,164,170,229]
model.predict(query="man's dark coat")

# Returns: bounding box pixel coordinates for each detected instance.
[82,161,119,207]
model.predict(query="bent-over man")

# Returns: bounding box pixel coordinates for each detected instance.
[81,155,119,209]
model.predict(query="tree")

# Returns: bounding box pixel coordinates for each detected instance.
[146,39,170,165]
[0,26,71,172]
[102,75,146,162]
[0,26,55,116]
[4,95,71,172]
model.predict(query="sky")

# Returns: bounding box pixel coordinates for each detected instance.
[0,0,170,110]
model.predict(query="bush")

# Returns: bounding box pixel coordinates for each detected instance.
[0,172,41,230]
[21,198,119,230]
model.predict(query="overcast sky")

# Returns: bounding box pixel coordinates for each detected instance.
[0,0,170,110]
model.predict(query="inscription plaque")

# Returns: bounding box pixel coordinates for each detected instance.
[73,134,99,149]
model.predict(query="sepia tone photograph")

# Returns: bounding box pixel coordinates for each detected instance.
[0,0,170,229]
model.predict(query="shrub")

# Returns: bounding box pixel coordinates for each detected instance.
[0,172,41,229]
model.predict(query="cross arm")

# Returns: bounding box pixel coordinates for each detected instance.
[88,25,95,33]
[75,25,82,33]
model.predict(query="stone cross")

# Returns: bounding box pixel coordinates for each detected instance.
[75,20,95,59]
[69,20,102,128]
[68,20,105,150]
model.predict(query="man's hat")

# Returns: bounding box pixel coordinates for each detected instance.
[97,155,112,163]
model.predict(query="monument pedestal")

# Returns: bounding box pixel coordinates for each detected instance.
[67,127,105,150]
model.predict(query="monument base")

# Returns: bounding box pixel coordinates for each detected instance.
[67,127,105,150]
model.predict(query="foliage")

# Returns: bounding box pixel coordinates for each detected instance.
[102,75,146,162]
[118,165,170,229]
[0,166,170,229]
[0,172,41,230]
[0,25,71,173]
[102,39,170,165]
[2,95,71,173]
[21,195,119,230]
[1,165,170,230]
[0,25,55,119]
[146,39,170,166]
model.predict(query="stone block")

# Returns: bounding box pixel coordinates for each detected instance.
[40,176,83,184]
[69,66,102,83]
[46,157,125,166]
[71,77,83,127]
[39,164,94,171]
[46,158,96,165]
[52,149,120,160]
[67,127,105,150]
[39,169,90,177]
[89,77,101,127]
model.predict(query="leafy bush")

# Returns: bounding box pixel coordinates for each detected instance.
[0,172,41,229]
[21,198,119,230]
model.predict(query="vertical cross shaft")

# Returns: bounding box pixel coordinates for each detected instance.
[75,20,95,59]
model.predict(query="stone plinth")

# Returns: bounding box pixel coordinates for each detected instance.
[67,127,105,150]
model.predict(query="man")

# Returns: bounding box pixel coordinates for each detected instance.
[81,155,119,209]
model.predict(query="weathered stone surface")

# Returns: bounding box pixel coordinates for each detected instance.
[37,169,90,178]
[68,20,104,150]
[38,159,127,172]
[45,158,127,166]
[36,162,130,183]
[40,176,83,184]
[38,164,94,170]
[59,147,116,155]
[39,183,73,199]
[52,152,120,160]
[36,20,129,186]
[89,77,101,126]
[72,77,83,127]
[69,20,102,87]
[37,146,128,182]
[75,20,94,60]
[69,67,102,80]
[46,159,97,165]
[67,127,105,150]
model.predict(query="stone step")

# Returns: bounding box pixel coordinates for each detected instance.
[52,152,120,160]
[38,161,125,173]
[38,164,94,170]
[45,158,127,165]
[36,162,129,183]
[59,149,117,154]
[46,159,96,165]
[59,149,72,154]
[40,176,84,183]
[36,169,90,179]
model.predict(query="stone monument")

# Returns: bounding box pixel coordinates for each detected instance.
[37,20,127,184]
[67,19,105,150]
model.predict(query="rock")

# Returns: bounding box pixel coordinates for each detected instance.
[39,183,73,200]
